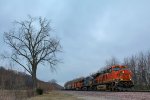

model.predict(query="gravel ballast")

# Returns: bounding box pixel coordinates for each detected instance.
[62,91,150,100]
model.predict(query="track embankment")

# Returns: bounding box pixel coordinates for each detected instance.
[62,90,150,100]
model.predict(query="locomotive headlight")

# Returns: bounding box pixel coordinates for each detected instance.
[130,78,132,80]
[119,71,124,76]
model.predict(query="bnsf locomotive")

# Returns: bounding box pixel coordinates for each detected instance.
[64,65,134,91]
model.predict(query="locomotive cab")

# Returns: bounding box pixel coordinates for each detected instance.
[112,65,134,88]
[112,66,131,81]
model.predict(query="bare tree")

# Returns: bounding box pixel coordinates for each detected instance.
[105,56,119,66]
[146,52,150,85]
[138,52,148,86]
[3,16,61,89]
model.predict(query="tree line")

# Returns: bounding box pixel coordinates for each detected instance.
[0,66,61,91]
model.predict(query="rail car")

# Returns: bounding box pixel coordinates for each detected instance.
[64,65,134,91]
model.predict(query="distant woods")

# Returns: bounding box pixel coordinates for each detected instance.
[0,67,61,90]
[106,52,150,90]
[3,16,62,89]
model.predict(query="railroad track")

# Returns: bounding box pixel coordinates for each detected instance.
[63,89,150,92]
[61,90,150,100]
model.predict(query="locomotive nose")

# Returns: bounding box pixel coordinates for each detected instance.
[119,70,132,81]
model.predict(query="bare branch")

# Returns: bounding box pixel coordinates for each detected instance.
[11,57,32,74]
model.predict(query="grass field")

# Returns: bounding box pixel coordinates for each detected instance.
[27,91,83,100]
[0,90,34,100]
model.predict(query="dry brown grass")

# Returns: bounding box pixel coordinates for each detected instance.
[27,91,83,100]
[0,89,34,100]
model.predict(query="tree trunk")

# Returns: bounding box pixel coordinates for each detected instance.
[32,66,37,90]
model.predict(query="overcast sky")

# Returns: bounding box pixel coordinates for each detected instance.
[0,0,150,86]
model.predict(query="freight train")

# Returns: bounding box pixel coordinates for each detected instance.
[64,65,134,91]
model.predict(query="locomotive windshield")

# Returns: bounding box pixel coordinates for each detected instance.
[113,68,120,71]
[113,66,120,71]
[113,66,128,71]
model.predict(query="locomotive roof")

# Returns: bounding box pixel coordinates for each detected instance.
[91,65,127,77]
[107,65,127,69]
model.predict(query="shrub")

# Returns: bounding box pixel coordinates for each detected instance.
[36,88,43,95]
